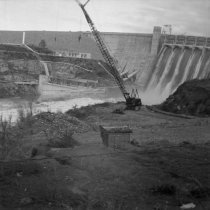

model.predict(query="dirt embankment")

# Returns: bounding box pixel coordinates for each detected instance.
[158,79,210,116]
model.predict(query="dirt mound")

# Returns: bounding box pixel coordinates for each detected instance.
[159,79,210,116]
[33,112,90,137]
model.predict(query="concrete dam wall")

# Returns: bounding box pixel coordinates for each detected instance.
[91,32,152,75]
[103,32,152,75]
[83,27,161,77]
[0,28,160,78]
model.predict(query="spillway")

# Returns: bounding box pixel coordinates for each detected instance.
[142,35,210,104]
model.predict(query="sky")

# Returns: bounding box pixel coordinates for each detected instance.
[0,0,210,36]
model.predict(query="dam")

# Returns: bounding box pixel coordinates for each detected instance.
[0,29,158,77]
[0,28,210,103]
[0,28,161,83]
[140,34,210,103]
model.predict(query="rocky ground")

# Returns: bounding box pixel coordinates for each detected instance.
[0,102,210,210]
[158,79,210,116]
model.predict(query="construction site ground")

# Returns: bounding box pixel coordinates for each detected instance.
[1,103,210,210]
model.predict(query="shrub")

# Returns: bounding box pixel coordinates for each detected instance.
[16,102,35,134]
[112,108,125,115]
[151,184,176,196]
[66,105,95,119]
[47,129,79,148]
[0,115,24,161]
[17,101,33,123]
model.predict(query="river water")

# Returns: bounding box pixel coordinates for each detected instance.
[0,83,162,123]
[0,97,114,123]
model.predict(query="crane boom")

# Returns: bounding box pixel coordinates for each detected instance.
[75,0,129,100]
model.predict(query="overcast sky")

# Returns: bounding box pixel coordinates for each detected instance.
[0,0,209,36]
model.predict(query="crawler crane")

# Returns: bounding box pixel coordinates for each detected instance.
[75,0,142,110]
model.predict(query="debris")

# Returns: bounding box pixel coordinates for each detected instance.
[71,186,86,196]
[180,203,196,209]
[31,147,38,158]
[32,112,88,148]
[169,172,179,178]
[130,138,140,147]
[182,141,190,145]
[16,172,22,177]
[153,205,162,210]
[65,176,73,181]
[60,203,72,210]
[112,108,125,114]
[180,141,196,150]
[55,157,72,165]
[50,148,61,153]
[34,112,89,140]
[190,187,210,198]
[20,197,33,206]
[151,184,176,196]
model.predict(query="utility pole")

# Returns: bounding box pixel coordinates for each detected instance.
[22,32,26,44]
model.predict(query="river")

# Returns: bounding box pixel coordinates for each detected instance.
[0,97,116,123]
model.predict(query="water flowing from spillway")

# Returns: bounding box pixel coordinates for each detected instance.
[146,46,171,89]
[164,48,185,94]
[143,46,210,105]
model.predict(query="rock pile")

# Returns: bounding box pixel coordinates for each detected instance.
[33,112,90,140]
[159,79,210,116]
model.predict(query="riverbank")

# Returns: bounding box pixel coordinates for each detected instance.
[0,102,210,209]
[0,97,107,122]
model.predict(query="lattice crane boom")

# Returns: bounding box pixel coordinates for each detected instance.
[75,0,129,100]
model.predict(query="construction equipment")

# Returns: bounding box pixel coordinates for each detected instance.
[75,0,142,110]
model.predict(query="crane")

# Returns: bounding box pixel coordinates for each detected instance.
[75,0,142,110]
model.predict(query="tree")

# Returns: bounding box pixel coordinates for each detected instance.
[39,39,47,48]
